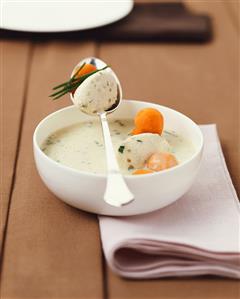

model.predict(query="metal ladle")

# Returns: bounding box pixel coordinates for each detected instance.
[70,57,134,207]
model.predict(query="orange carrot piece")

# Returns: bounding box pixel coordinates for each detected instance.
[75,63,97,78]
[147,152,178,171]
[131,108,164,135]
[133,169,154,175]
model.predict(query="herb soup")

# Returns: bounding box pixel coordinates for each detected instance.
[41,119,195,175]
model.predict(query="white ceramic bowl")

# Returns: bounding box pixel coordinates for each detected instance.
[33,100,203,216]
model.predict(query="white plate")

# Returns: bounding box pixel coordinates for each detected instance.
[1,0,133,32]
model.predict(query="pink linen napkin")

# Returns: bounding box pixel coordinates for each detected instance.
[99,125,240,279]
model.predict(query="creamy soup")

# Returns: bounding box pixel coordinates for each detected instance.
[41,119,195,175]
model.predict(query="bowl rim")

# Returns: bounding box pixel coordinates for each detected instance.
[33,99,204,180]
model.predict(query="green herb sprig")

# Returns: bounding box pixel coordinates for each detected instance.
[49,63,109,100]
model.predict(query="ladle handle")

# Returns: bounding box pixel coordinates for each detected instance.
[99,113,134,207]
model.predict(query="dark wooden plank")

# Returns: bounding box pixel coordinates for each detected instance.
[1,41,104,299]
[99,1,240,298]
[0,40,31,254]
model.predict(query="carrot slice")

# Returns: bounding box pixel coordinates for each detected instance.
[147,152,178,171]
[133,169,154,175]
[131,108,164,135]
[75,63,97,78]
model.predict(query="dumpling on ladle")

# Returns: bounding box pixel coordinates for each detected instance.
[72,70,118,115]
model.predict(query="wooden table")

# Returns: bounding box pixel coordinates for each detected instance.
[1,1,239,298]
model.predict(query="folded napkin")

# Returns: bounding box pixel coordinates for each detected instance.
[99,125,240,279]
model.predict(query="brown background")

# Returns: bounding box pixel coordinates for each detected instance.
[0,0,239,298]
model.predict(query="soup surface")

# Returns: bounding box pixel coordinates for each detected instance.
[41,119,195,175]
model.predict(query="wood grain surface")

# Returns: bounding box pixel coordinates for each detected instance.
[0,41,31,254]
[1,1,239,299]
[1,42,104,299]
[225,0,240,31]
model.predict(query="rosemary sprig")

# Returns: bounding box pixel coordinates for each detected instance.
[50,64,109,100]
